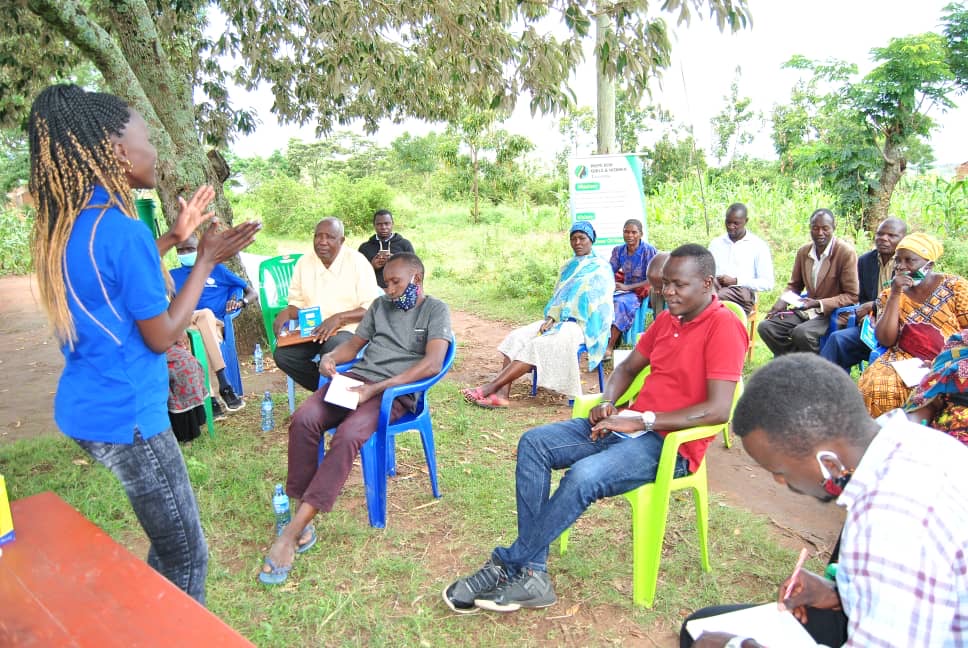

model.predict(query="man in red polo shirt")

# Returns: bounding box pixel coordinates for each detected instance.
[444,243,748,614]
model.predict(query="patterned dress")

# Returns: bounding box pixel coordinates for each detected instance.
[858,275,968,416]
[608,241,658,332]
[166,344,207,443]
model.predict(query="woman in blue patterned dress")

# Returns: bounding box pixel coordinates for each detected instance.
[605,219,657,357]
[461,221,614,406]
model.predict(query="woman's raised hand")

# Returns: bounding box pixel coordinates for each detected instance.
[170,185,217,243]
[196,219,262,266]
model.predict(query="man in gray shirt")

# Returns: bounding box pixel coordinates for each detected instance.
[259,253,452,585]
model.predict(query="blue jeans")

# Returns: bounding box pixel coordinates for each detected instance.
[492,418,689,573]
[819,326,869,372]
[74,429,208,605]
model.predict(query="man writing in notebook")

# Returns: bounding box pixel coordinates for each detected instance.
[682,353,968,648]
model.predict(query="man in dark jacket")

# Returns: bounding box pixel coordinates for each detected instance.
[358,209,415,288]
[819,218,906,371]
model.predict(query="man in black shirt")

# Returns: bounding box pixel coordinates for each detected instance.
[358,209,415,288]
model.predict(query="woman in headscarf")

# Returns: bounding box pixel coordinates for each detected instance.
[462,221,614,407]
[858,233,968,416]
[604,218,657,358]
[904,330,968,446]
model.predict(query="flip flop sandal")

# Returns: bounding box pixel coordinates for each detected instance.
[295,524,317,554]
[461,387,485,403]
[472,394,509,409]
[258,557,292,585]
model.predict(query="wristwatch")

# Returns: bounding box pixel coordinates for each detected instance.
[241,297,250,307]
[640,410,656,432]
[724,637,753,648]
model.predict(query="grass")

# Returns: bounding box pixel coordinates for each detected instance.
[0,380,828,646]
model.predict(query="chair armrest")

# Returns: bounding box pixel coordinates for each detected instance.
[572,394,603,419]
[827,304,860,334]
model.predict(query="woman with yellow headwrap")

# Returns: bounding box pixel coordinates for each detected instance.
[858,232,968,416]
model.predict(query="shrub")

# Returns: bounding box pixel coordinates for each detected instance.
[322,174,394,233]
[234,174,326,237]
[0,207,32,276]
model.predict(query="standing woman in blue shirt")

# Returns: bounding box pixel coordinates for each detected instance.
[27,84,260,604]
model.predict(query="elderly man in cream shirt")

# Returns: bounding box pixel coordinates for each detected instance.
[273,217,382,391]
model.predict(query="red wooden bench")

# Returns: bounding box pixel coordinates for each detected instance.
[0,491,254,647]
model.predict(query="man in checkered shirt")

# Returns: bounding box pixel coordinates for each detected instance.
[684,353,967,648]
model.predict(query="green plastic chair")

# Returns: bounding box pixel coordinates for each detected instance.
[258,254,303,352]
[186,329,215,438]
[717,300,748,448]
[559,375,744,608]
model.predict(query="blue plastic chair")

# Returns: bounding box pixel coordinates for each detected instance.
[530,343,604,398]
[621,302,651,347]
[819,304,860,350]
[316,335,456,528]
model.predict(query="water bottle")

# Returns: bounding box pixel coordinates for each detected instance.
[272,484,290,535]
[254,343,264,373]
[261,391,274,431]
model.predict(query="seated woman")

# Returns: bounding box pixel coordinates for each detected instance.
[166,341,209,443]
[462,221,614,407]
[858,233,968,416]
[605,218,658,358]
[904,330,968,446]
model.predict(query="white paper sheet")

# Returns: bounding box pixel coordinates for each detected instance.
[890,357,930,388]
[612,349,632,368]
[611,409,647,439]
[780,290,805,308]
[323,373,364,410]
[685,603,819,647]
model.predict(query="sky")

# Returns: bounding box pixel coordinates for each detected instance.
[229,0,967,168]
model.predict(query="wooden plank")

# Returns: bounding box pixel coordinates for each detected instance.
[0,491,253,647]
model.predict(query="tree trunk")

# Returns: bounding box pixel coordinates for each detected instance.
[471,146,480,223]
[595,12,616,154]
[863,136,906,232]
[27,0,265,351]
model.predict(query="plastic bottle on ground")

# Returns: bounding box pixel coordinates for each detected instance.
[272,484,290,535]
[254,343,264,373]
[261,391,274,432]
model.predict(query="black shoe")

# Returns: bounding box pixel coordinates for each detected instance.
[443,558,508,614]
[219,386,245,412]
[474,568,557,612]
[210,398,227,421]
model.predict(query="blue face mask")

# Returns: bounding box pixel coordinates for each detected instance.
[177,252,197,267]
[390,276,419,311]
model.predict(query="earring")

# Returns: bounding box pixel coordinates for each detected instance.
[122,159,133,172]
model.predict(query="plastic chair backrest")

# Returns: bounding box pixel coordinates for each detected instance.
[185,330,215,438]
[721,300,748,328]
[258,254,303,350]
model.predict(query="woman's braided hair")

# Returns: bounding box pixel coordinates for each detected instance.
[28,84,137,344]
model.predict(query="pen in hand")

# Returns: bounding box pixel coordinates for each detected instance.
[783,547,810,601]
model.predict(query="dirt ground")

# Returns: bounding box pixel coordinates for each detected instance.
[0,274,844,557]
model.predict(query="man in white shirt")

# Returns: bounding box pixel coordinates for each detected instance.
[707,203,774,315]
[272,218,383,391]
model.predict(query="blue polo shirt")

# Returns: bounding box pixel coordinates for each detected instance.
[169,263,247,320]
[54,186,170,443]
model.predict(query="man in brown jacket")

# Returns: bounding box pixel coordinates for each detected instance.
[758,209,859,356]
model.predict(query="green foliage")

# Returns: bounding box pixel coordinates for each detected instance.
[0,128,28,194]
[710,66,758,164]
[772,13,968,230]
[643,134,706,195]
[322,174,394,233]
[0,207,32,276]
[232,175,326,237]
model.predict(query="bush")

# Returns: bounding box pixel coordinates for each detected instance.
[233,174,326,237]
[0,207,32,276]
[322,174,394,233]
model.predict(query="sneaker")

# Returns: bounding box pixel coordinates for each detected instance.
[474,568,556,612]
[442,558,508,614]
[219,386,245,412]
[210,398,227,421]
